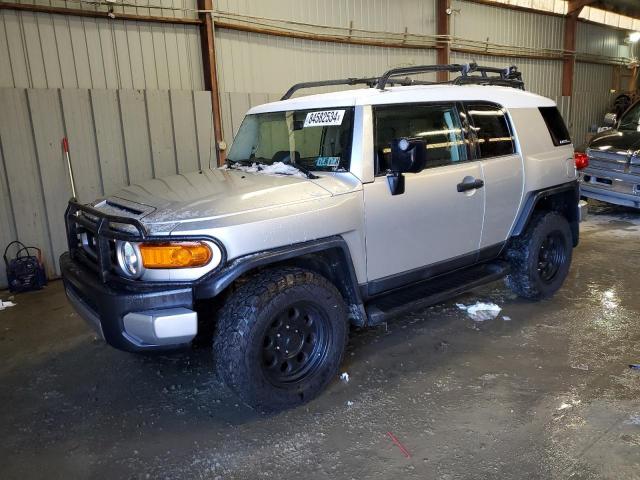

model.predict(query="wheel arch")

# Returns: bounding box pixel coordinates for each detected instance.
[194,236,367,326]
[511,181,580,247]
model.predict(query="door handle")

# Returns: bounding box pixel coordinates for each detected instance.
[457,178,484,192]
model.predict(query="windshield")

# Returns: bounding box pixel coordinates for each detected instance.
[618,102,640,131]
[227,108,354,173]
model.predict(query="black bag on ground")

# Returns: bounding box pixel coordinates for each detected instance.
[3,241,48,293]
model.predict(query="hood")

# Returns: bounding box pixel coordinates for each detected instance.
[588,129,640,154]
[104,168,353,225]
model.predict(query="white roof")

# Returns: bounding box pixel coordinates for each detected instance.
[249,84,556,114]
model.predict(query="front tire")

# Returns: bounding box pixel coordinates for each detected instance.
[213,267,348,410]
[505,212,573,299]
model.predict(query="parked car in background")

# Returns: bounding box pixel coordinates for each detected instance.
[579,100,640,209]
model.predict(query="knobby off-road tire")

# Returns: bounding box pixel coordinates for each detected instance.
[505,212,573,299]
[213,267,348,410]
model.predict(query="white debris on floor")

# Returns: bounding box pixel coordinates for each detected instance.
[624,415,640,425]
[457,302,502,321]
[340,372,350,383]
[0,300,16,311]
[346,400,354,407]
[502,316,511,321]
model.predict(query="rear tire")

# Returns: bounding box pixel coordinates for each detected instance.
[505,212,573,299]
[213,267,348,410]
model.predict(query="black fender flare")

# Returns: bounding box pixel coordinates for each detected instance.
[193,236,367,325]
[511,180,580,246]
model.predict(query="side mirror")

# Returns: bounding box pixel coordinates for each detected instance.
[389,138,427,174]
[386,138,426,195]
[603,112,617,128]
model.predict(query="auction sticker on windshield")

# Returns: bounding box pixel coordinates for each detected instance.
[304,110,345,128]
[315,156,340,167]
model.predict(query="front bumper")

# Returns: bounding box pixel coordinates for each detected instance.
[579,169,640,209]
[580,183,640,209]
[61,252,197,352]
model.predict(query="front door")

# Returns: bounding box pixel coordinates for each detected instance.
[363,103,485,294]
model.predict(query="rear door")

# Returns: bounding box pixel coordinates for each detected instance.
[465,102,523,251]
[363,103,485,293]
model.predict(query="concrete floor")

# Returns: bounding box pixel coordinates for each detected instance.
[1,201,640,480]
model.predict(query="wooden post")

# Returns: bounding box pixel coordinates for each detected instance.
[436,0,451,83]
[199,0,225,165]
[562,0,596,97]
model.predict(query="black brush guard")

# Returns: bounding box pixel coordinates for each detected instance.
[65,199,149,283]
[64,199,225,288]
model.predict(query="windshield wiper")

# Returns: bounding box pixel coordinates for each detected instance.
[290,162,319,179]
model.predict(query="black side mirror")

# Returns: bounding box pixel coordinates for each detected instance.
[390,138,427,173]
[603,112,617,129]
[386,138,426,195]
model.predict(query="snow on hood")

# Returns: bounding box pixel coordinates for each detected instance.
[221,161,308,178]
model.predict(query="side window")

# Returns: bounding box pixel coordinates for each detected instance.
[466,103,515,158]
[617,102,640,132]
[538,106,571,146]
[374,104,468,174]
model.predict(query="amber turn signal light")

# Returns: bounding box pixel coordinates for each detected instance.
[139,242,212,269]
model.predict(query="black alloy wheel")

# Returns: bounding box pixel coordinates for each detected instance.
[213,267,348,410]
[262,302,331,386]
[537,231,567,283]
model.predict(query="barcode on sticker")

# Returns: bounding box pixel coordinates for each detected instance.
[303,110,345,128]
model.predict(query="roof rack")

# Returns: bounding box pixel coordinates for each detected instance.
[281,62,524,99]
[281,76,432,100]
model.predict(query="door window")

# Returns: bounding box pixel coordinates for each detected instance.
[374,104,468,174]
[618,101,640,131]
[466,104,515,158]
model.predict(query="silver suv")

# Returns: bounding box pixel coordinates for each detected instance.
[61,64,582,410]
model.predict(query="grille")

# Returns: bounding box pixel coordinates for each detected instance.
[586,148,629,173]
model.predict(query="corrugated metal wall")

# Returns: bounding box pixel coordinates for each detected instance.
[214,0,629,149]
[216,28,438,141]
[451,0,565,51]
[214,0,440,142]
[8,0,199,20]
[216,0,437,34]
[576,21,629,59]
[0,9,204,90]
[0,87,215,287]
[0,0,213,289]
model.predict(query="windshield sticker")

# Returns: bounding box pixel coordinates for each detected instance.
[303,110,345,128]
[315,156,341,167]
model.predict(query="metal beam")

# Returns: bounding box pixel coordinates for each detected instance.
[562,1,595,97]
[436,0,452,83]
[198,0,225,165]
[567,0,599,15]
[0,1,202,25]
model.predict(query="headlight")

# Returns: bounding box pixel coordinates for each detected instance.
[138,241,220,269]
[116,241,143,278]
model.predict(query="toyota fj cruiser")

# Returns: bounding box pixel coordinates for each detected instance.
[61,63,583,410]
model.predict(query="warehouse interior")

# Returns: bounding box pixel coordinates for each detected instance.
[1,0,640,478]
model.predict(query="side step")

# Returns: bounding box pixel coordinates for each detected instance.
[365,261,510,325]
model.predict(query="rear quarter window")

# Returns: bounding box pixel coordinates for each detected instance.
[538,107,571,146]
[466,103,515,158]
